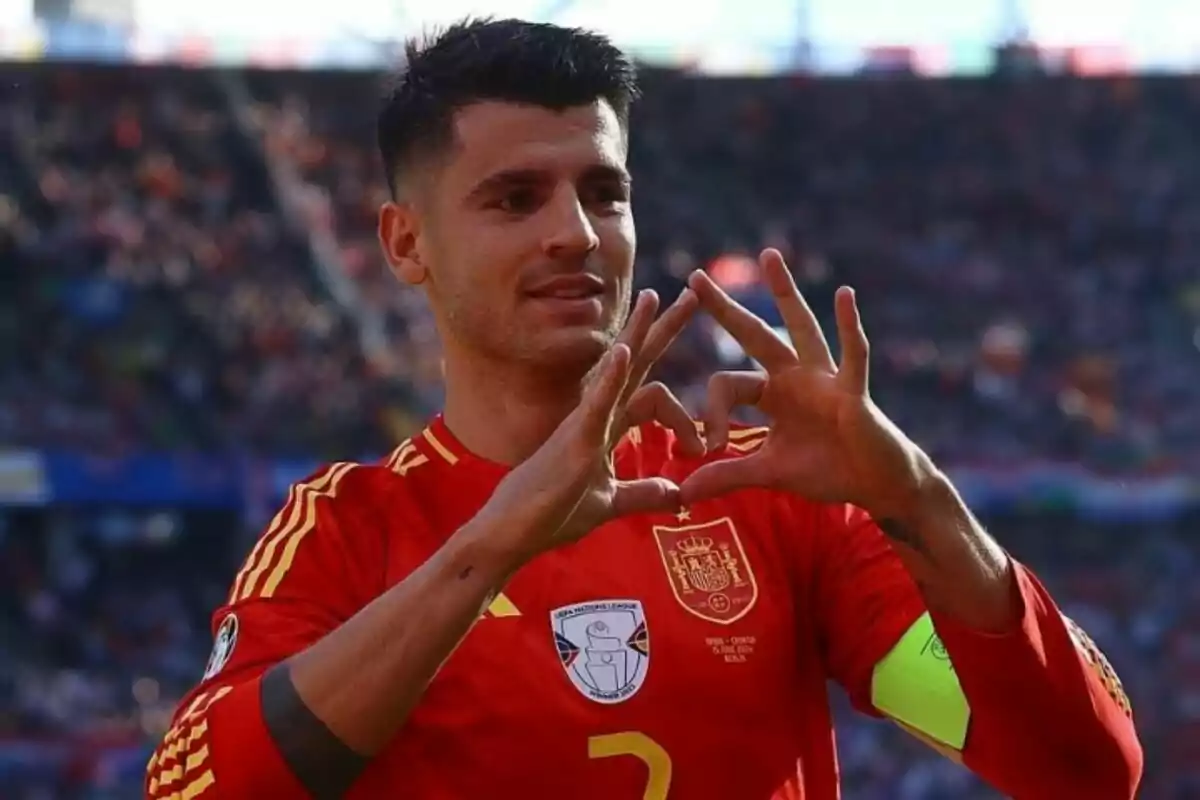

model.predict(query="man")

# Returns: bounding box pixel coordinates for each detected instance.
[145,19,1141,800]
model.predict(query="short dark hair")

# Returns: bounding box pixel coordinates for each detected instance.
[377,17,639,196]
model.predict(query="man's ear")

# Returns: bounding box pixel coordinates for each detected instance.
[379,200,427,286]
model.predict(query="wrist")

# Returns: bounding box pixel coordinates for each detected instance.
[865,455,949,526]
[444,507,535,590]
[868,469,1018,632]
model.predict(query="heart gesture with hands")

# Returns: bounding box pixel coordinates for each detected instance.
[485,287,706,568]
[680,249,936,522]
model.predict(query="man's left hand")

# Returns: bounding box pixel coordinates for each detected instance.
[680,248,938,521]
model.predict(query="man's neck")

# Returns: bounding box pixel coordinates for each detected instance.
[441,353,587,466]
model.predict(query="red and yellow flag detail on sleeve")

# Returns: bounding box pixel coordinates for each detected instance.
[145,687,232,799]
[1066,616,1132,717]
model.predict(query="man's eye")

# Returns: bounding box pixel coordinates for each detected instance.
[496,189,539,214]
[587,184,630,207]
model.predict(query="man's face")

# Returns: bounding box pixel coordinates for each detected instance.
[380,99,635,375]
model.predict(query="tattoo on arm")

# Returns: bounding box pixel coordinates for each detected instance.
[261,664,369,799]
[878,518,935,563]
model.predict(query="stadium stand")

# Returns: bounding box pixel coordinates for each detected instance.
[2,63,1198,797]
[0,66,402,459]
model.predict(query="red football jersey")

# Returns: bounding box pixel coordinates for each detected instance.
[146,417,1140,799]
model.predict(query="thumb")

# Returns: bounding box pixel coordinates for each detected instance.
[679,455,772,505]
[611,477,681,518]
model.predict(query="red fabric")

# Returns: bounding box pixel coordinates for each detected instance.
[930,563,1142,798]
[144,462,389,798]
[146,418,1140,799]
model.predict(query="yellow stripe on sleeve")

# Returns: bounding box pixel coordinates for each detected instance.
[184,744,209,773]
[236,463,353,602]
[259,464,356,598]
[181,768,215,799]
[228,483,300,603]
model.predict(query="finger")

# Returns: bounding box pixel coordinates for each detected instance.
[688,270,795,372]
[679,453,773,505]
[616,289,660,362]
[834,286,869,395]
[611,477,681,517]
[578,343,632,442]
[703,371,766,452]
[622,382,706,457]
[760,248,835,371]
[627,288,698,392]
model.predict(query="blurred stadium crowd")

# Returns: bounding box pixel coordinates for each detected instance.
[1,63,1198,798]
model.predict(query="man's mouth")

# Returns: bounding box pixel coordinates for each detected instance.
[526,275,606,300]
[524,275,607,323]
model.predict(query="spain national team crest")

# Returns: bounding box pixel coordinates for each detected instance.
[551,600,650,705]
[653,517,758,625]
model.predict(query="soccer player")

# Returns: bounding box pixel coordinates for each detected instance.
[145,19,1141,800]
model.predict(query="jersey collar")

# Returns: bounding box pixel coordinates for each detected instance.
[423,414,511,482]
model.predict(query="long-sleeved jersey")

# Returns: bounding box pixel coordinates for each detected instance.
[145,417,1141,799]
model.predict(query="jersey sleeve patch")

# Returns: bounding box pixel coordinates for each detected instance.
[202,614,239,681]
[870,612,970,750]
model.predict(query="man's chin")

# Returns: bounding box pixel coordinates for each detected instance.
[525,326,617,374]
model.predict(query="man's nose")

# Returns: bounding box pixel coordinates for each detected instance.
[542,189,599,260]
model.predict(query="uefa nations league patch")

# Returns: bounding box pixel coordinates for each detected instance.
[551,600,650,704]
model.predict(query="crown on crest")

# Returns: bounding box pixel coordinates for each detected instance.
[676,535,715,555]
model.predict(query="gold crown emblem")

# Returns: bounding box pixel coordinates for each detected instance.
[676,535,715,555]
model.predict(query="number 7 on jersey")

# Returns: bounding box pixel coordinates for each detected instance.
[588,732,672,799]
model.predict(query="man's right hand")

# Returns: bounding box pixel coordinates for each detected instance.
[480,288,704,571]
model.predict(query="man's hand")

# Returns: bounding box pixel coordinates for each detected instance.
[680,248,936,522]
[483,288,704,569]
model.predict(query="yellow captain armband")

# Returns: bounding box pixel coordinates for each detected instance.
[870,612,970,751]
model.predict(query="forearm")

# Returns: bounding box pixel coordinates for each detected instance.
[148,521,515,800]
[865,472,1142,795]
[935,563,1142,798]
[275,510,521,773]
[871,469,1016,632]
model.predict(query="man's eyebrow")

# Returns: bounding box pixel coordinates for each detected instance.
[467,168,545,198]
[579,164,633,186]
[466,164,632,200]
